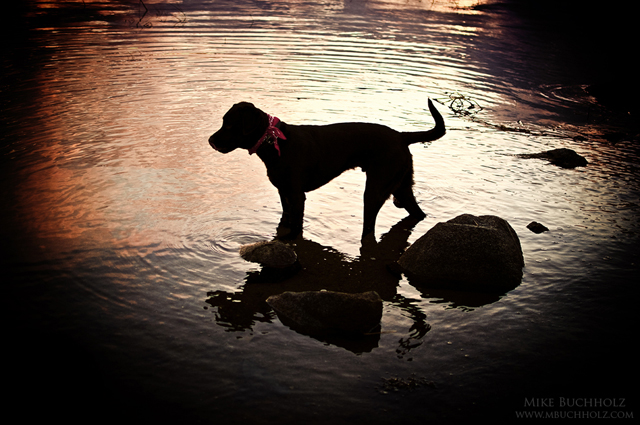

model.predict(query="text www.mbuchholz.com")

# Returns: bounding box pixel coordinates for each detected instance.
[516,398,633,419]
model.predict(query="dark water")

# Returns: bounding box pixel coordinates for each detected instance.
[3,0,637,423]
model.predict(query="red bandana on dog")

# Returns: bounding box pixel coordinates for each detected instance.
[248,114,287,156]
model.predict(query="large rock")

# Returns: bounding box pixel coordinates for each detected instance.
[396,214,524,292]
[239,240,297,268]
[266,291,383,335]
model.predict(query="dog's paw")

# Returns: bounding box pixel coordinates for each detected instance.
[409,210,427,220]
[276,226,302,240]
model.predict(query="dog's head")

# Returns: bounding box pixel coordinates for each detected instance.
[209,102,268,154]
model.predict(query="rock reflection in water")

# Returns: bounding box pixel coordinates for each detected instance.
[205,213,515,354]
[205,216,419,354]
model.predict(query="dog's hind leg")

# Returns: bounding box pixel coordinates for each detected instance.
[362,197,385,239]
[362,175,397,239]
[392,173,426,219]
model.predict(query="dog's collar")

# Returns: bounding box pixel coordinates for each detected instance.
[248,114,286,156]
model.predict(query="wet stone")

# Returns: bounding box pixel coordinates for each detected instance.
[527,221,549,233]
[239,240,297,269]
[396,214,524,293]
[266,290,383,335]
[517,148,588,169]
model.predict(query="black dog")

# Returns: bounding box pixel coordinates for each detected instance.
[209,99,445,240]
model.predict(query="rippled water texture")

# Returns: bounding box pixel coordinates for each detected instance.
[3,0,638,423]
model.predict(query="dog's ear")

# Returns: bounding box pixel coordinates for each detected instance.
[239,103,263,136]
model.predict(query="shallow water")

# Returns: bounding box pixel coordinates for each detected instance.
[3,0,638,423]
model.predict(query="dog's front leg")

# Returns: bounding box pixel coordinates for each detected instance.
[277,189,291,228]
[276,190,305,239]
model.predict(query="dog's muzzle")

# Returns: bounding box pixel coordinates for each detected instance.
[208,135,220,151]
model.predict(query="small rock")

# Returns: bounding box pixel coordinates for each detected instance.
[518,148,587,169]
[266,290,383,335]
[239,240,297,268]
[527,221,549,234]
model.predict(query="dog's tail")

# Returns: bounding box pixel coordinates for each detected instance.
[401,99,446,145]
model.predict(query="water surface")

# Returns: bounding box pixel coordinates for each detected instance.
[3,0,637,423]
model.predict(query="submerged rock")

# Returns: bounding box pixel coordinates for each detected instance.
[266,290,383,335]
[239,240,297,269]
[518,148,587,169]
[396,214,524,293]
[527,221,549,234]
